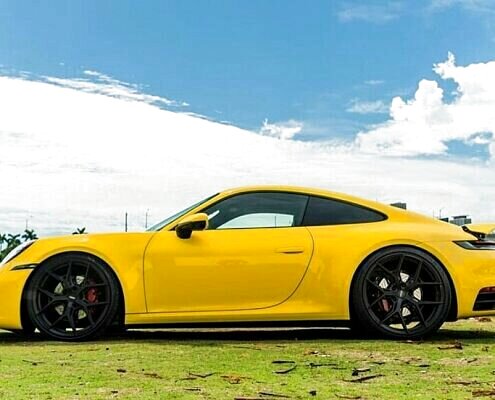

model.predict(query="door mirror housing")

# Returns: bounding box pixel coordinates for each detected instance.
[176,213,209,239]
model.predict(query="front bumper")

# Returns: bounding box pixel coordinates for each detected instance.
[0,265,33,330]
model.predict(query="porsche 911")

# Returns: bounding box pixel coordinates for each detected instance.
[1,185,494,341]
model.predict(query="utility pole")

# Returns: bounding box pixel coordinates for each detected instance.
[145,209,149,229]
[125,212,128,232]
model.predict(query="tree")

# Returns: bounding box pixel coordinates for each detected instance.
[0,230,38,261]
[0,233,6,251]
[72,227,87,235]
[7,233,21,248]
[22,229,38,241]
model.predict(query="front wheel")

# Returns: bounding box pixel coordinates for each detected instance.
[351,247,452,340]
[25,254,120,341]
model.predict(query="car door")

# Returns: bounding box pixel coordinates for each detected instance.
[143,192,314,313]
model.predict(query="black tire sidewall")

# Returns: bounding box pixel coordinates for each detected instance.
[351,247,452,340]
[26,253,120,341]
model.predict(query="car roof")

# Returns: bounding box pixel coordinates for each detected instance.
[218,185,436,224]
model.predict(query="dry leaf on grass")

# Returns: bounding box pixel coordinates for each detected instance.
[352,367,371,376]
[258,391,290,398]
[448,379,479,386]
[344,374,384,383]
[438,341,463,350]
[184,387,201,392]
[274,365,297,374]
[473,389,495,397]
[308,362,342,369]
[143,372,163,379]
[221,374,246,384]
[188,372,215,379]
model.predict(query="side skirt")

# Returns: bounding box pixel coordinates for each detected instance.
[124,320,351,330]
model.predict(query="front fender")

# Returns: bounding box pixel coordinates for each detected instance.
[3,233,154,318]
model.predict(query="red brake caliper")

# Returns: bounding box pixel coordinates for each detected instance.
[85,279,98,308]
[380,298,391,312]
[86,287,97,303]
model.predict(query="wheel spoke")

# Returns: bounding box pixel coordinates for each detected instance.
[366,278,385,293]
[410,302,426,326]
[37,298,66,315]
[65,261,73,286]
[84,262,90,283]
[411,261,422,285]
[375,263,397,283]
[417,300,443,305]
[416,282,442,286]
[46,270,63,283]
[67,309,77,332]
[395,254,405,278]
[48,313,66,329]
[367,294,386,309]
[38,288,56,299]
[82,282,108,289]
[85,301,109,307]
[380,309,397,325]
[84,306,95,326]
[399,312,409,334]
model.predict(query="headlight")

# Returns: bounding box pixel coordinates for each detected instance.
[454,240,495,250]
[0,240,35,266]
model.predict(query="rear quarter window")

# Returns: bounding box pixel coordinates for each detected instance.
[302,196,386,226]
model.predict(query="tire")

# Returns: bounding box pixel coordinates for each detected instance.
[351,247,452,340]
[25,253,120,341]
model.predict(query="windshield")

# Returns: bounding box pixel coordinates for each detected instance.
[147,193,218,231]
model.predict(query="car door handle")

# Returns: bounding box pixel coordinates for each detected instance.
[276,247,305,254]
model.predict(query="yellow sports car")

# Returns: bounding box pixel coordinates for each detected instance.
[1,185,495,341]
[463,223,495,240]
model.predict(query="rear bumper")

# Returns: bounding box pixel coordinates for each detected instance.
[422,241,495,319]
[473,290,495,311]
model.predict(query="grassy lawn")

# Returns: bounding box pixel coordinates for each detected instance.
[0,319,494,399]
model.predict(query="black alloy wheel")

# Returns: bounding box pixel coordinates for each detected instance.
[352,247,452,339]
[25,254,120,341]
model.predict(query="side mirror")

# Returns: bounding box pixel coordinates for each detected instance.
[176,213,209,239]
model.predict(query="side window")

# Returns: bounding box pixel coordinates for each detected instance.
[202,192,308,230]
[302,196,386,226]
[487,229,495,240]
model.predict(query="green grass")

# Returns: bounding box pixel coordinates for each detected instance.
[1,319,495,399]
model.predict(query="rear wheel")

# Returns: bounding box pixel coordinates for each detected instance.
[352,247,452,339]
[25,254,120,341]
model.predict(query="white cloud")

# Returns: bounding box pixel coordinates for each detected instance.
[429,0,495,13]
[259,119,303,140]
[347,100,389,114]
[1,70,495,236]
[356,52,495,157]
[337,2,403,23]
[365,80,385,86]
[44,69,189,108]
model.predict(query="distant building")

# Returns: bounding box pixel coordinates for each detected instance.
[390,202,407,210]
[448,215,472,226]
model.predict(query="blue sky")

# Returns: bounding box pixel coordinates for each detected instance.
[2,0,495,233]
[1,0,495,143]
